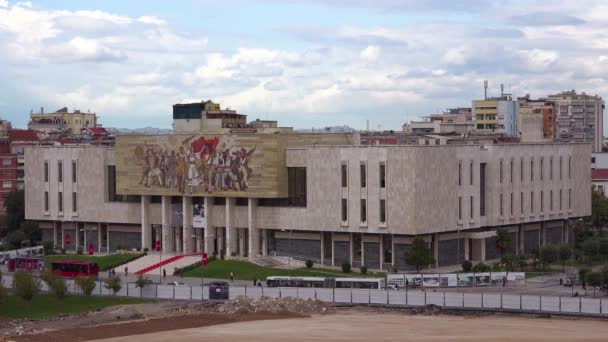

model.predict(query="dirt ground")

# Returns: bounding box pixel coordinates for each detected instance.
[88,308,608,342]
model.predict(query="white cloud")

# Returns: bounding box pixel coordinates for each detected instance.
[360,45,380,61]
[137,15,166,26]
[522,49,559,69]
[0,1,8,8]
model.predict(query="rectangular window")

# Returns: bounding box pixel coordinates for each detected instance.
[360,199,367,222]
[540,191,544,212]
[530,158,534,182]
[560,189,563,211]
[520,158,524,182]
[58,192,63,212]
[2,158,11,166]
[549,157,553,180]
[499,160,503,184]
[107,165,117,202]
[72,161,77,183]
[510,159,513,183]
[458,196,462,220]
[520,192,524,214]
[458,162,462,186]
[379,199,386,223]
[479,163,486,217]
[341,198,347,222]
[550,190,553,211]
[44,191,49,211]
[360,163,366,188]
[568,189,571,209]
[470,196,474,219]
[510,193,513,216]
[540,158,544,181]
[530,191,534,213]
[44,161,49,182]
[379,163,386,188]
[72,192,77,212]
[287,167,307,207]
[2,181,11,188]
[341,164,347,188]
[499,193,503,216]
[470,161,474,185]
[58,161,63,183]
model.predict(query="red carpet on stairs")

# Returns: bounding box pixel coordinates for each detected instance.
[135,255,184,274]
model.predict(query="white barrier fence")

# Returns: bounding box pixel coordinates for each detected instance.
[1,274,606,316]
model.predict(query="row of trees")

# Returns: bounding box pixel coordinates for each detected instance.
[0,190,40,249]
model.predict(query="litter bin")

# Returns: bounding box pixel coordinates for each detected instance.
[209,281,229,300]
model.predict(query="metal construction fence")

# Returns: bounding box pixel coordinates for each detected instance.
[2,274,606,317]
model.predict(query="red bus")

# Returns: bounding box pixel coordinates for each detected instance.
[51,261,99,277]
[8,257,45,272]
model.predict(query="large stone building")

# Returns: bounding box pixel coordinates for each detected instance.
[23,102,592,270]
[28,107,98,137]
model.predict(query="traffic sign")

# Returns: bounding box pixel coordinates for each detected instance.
[202,252,208,266]
[65,234,71,245]
[155,240,161,252]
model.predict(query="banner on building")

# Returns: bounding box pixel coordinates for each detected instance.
[193,203,205,228]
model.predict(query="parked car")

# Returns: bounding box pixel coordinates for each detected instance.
[166,281,187,286]
[209,281,229,300]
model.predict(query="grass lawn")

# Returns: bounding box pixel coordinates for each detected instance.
[181,259,384,280]
[45,253,144,271]
[0,294,145,320]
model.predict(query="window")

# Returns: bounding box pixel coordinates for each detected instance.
[530,158,534,182]
[214,197,226,205]
[107,166,117,202]
[379,163,386,188]
[72,192,77,212]
[58,161,63,182]
[58,192,63,212]
[379,199,386,223]
[560,189,563,210]
[540,191,544,212]
[44,161,49,182]
[520,192,524,214]
[458,197,462,220]
[499,160,503,184]
[540,158,544,181]
[360,199,367,223]
[2,181,11,188]
[469,161,473,185]
[235,198,248,206]
[510,159,513,183]
[470,196,474,219]
[72,161,77,183]
[341,164,347,187]
[510,193,513,216]
[2,158,11,166]
[550,190,553,212]
[360,163,366,188]
[44,191,49,211]
[287,167,307,207]
[458,162,462,186]
[341,198,348,222]
[479,163,486,217]
[530,191,534,213]
[550,157,553,180]
[568,189,571,209]
[499,193,503,216]
[560,156,563,180]
[520,158,524,182]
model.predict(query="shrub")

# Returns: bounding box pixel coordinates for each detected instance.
[76,276,97,296]
[472,262,491,273]
[491,262,502,272]
[586,272,604,296]
[0,281,6,303]
[60,248,66,255]
[579,267,591,283]
[501,254,517,272]
[76,247,83,255]
[173,255,216,276]
[517,255,528,271]
[42,241,55,255]
[461,260,472,272]
[135,274,149,289]
[104,275,122,295]
[305,260,313,269]
[539,244,559,270]
[341,262,351,273]
[41,270,68,300]
[361,265,368,274]
[13,270,41,309]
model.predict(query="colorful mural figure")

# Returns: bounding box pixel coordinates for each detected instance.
[134,136,256,194]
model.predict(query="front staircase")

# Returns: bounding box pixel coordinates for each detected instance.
[115,253,203,276]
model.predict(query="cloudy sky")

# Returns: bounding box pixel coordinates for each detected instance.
[1,0,607,130]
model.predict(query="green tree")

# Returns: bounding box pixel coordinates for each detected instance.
[104,275,122,295]
[517,255,528,271]
[582,239,600,265]
[135,274,148,290]
[495,229,512,256]
[20,221,41,246]
[598,238,608,260]
[13,270,41,310]
[1,190,24,238]
[558,245,572,271]
[601,265,608,288]
[40,269,67,300]
[405,238,435,272]
[585,272,603,297]
[5,229,27,249]
[76,276,97,296]
[578,267,591,285]
[589,189,608,229]
[341,262,351,273]
[461,260,472,272]
[501,253,517,272]
[0,270,6,303]
[539,244,559,270]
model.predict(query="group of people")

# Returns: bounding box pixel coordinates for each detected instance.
[138,136,256,194]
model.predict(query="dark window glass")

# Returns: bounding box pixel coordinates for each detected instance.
[379,199,386,223]
[341,198,347,221]
[360,164,366,188]
[360,199,366,222]
[341,164,347,187]
[379,163,386,188]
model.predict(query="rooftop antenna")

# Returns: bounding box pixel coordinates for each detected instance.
[484,80,488,100]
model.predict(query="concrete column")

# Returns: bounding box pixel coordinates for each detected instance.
[225,198,236,258]
[433,233,439,268]
[53,222,57,247]
[320,232,325,265]
[360,234,365,267]
[379,234,383,270]
[175,226,182,253]
[61,224,65,249]
[182,196,193,253]
[97,223,102,253]
[247,198,259,259]
[82,227,87,253]
[481,238,486,261]
[464,238,470,261]
[261,229,268,256]
[349,233,354,265]
[75,223,80,251]
[331,232,335,266]
[391,234,395,267]
[106,226,110,253]
[161,196,173,253]
[203,197,213,255]
[141,195,151,251]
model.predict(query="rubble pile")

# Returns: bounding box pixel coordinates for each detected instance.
[217,296,334,315]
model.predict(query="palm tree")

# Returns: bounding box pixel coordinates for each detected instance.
[495,229,512,257]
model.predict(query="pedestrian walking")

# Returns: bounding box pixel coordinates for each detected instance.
[163,269,167,279]
[112,269,116,277]
[125,266,128,276]
[229,271,234,282]
[253,277,257,286]
[502,276,506,287]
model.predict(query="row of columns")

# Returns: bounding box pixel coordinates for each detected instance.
[53,221,105,253]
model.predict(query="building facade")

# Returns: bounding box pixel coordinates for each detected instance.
[25,137,591,269]
[548,91,604,152]
[473,97,518,137]
[0,153,18,214]
[28,107,98,137]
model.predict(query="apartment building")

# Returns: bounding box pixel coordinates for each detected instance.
[25,135,591,269]
[472,96,518,137]
[547,91,604,152]
[518,97,556,143]
[28,107,98,137]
